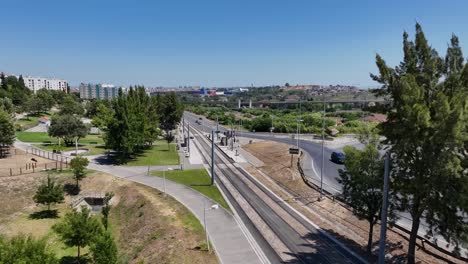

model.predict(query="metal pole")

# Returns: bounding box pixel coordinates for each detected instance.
[320,90,325,200]
[378,152,391,264]
[187,125,190,154]
[183,118,185,137]
[163,170,166,198]
[75,137,78,156]
[211,129,215,186]
[204,199,210,252]
[216,116,219,140]
[299,99,301,147]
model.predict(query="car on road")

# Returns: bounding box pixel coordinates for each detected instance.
[331,151,345,164]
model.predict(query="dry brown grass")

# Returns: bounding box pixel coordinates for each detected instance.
[243,141,464,264]
[0,169,218,263]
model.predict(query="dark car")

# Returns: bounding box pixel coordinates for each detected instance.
[331,151,345,164]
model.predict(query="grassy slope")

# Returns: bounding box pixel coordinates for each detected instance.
[0,171,217,263]
[152,169,230,211]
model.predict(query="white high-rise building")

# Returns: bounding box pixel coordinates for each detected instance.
[79,83,119,100]
[22,76,68,93]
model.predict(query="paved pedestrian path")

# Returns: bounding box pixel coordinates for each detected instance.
[88,161,265,264]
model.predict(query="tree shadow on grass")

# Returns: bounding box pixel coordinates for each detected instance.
[64,183,81,195]
[60,256,91,264]
[29,209,59,219]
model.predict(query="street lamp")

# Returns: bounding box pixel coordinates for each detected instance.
[203,200,219,253]
[163,168,173,198]
[296,118,303,149]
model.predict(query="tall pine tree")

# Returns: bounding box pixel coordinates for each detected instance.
[371,24,468,263]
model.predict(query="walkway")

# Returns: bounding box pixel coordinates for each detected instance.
[13,140,265,264]
[88,161,265,264]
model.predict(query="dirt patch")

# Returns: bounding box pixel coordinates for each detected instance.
[243,141,464,264]
[0,170,218,264]
[0,147,58,177]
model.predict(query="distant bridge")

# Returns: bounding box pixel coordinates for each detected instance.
[204,98,389,109]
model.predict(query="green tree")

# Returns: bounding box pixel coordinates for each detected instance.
[0,234,58,264]
[10,75,32,107]
[53,206,103,260]
[24,94,46,115]
[90,231,118,264]
[371,24,468,263]
[0,109,15,158]
[159,92,183,136]
[36,88,55,112]
[69,156,89,189]
[0,97,15,116]
[48,114,88,146]
[33,174,65,211]
[59,95,84,116]
[338,130,389,254]
[106,86,162,156]
[101,192,114,230]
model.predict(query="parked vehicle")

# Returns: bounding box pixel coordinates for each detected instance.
[331,151,345,164]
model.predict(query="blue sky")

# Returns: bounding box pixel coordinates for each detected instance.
[1,0,467,88]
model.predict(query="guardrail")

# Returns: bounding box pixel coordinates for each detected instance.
[296,153,468,263]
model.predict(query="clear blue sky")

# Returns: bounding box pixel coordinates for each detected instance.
[1,0,467,88]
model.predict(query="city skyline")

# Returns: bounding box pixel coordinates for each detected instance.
[1,0,467,87]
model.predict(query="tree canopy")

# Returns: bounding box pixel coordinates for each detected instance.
[0,109,15,158]
[0,234,58,264]
[371,23,468,263]
[48,114,88,146]
[33,174,65,211]
[105,87,176,156]
[69,156,89,189]
[338,129,390,254]
[53,206,103,260]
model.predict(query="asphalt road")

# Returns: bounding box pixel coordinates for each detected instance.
[189,122,365,264]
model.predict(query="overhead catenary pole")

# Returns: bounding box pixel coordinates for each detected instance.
[211,129,215,186]
[320,89,325,200]
[187,124,190,154]
[378,152,391,264]
[216,115,219,138]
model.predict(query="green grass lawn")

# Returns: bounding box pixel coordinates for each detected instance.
[152,169,230,210]
[16,132,105,145]
[35,143,107,156]
[125,143,179,166]
[16,132,53,142]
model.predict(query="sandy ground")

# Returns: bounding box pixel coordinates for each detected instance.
[242,141,464,264]
[0,147,54,177]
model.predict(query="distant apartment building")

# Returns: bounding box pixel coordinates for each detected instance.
[23,76,68,93]
[0,72,68,93]
[79,83,118,100]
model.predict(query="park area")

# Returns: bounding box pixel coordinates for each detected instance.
[0,169,218,263]
[15,132,107,156]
